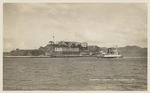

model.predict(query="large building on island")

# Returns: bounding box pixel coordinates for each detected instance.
[42,41,88,56]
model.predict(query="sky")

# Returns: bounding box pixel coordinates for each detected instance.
[3,3,147,52]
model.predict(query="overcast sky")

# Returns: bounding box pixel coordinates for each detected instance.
[3,3,147,52]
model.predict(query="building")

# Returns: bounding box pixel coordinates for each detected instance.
[43,41,88,56]
[81,42,88,47]
[54,47,79,55]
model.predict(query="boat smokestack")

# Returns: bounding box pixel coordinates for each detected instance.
[116,45,118,54]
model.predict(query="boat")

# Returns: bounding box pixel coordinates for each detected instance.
[97,45,123,58]
[101,54,123,58]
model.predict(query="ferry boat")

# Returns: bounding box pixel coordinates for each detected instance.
[97,45,123,58]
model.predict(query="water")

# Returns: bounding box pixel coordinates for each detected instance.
[3,57,147,91]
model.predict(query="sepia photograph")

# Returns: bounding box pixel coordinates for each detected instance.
[3,3,147,91]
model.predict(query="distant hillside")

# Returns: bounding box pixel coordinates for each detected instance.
[101,46,147,57]
[118,46,147,57]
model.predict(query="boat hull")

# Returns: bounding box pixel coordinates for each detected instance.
[103,54,123,58]
[97,54,123,58]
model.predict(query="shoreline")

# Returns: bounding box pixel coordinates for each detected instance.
[3,56,147,59]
